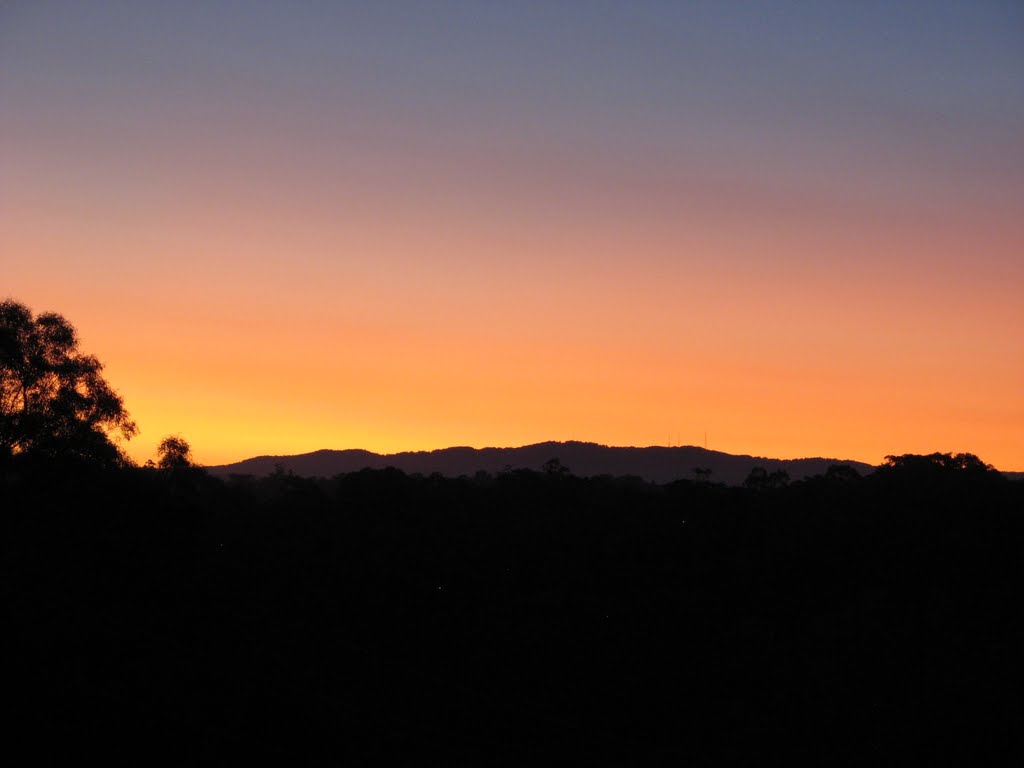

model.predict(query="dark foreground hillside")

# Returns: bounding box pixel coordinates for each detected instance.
[4,457,1023,764]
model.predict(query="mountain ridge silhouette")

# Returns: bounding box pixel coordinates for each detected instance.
[205,440,876,485]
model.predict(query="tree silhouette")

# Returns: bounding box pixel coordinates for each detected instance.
[0,299,136,466]
[743,466,769,490]
[542,457,570,476]
[156,435,193,469]
[882,452,994,475]
[824,464,861,483]
[743,466,789,491]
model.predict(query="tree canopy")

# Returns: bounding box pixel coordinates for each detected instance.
[0,299,136,466]
[156,435,193,469]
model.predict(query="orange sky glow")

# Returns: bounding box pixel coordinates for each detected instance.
[2,4,1022,470]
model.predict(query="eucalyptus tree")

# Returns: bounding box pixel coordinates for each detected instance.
[156,435,193,469]
[0,299,136,466]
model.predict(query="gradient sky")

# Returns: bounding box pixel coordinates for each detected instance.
[2,1,1022,469]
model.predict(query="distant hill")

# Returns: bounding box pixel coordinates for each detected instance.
[205,441,876,485]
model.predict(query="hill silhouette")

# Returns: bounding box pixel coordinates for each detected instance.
[206,440,874,484]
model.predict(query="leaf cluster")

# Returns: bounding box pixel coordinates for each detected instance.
[0,299,136,466]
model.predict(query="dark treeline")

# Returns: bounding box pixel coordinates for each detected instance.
[5,455,1023,764]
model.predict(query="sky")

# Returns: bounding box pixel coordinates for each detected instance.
[2,1,1022,469]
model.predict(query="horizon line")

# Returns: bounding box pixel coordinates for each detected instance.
[201,439,891,469]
